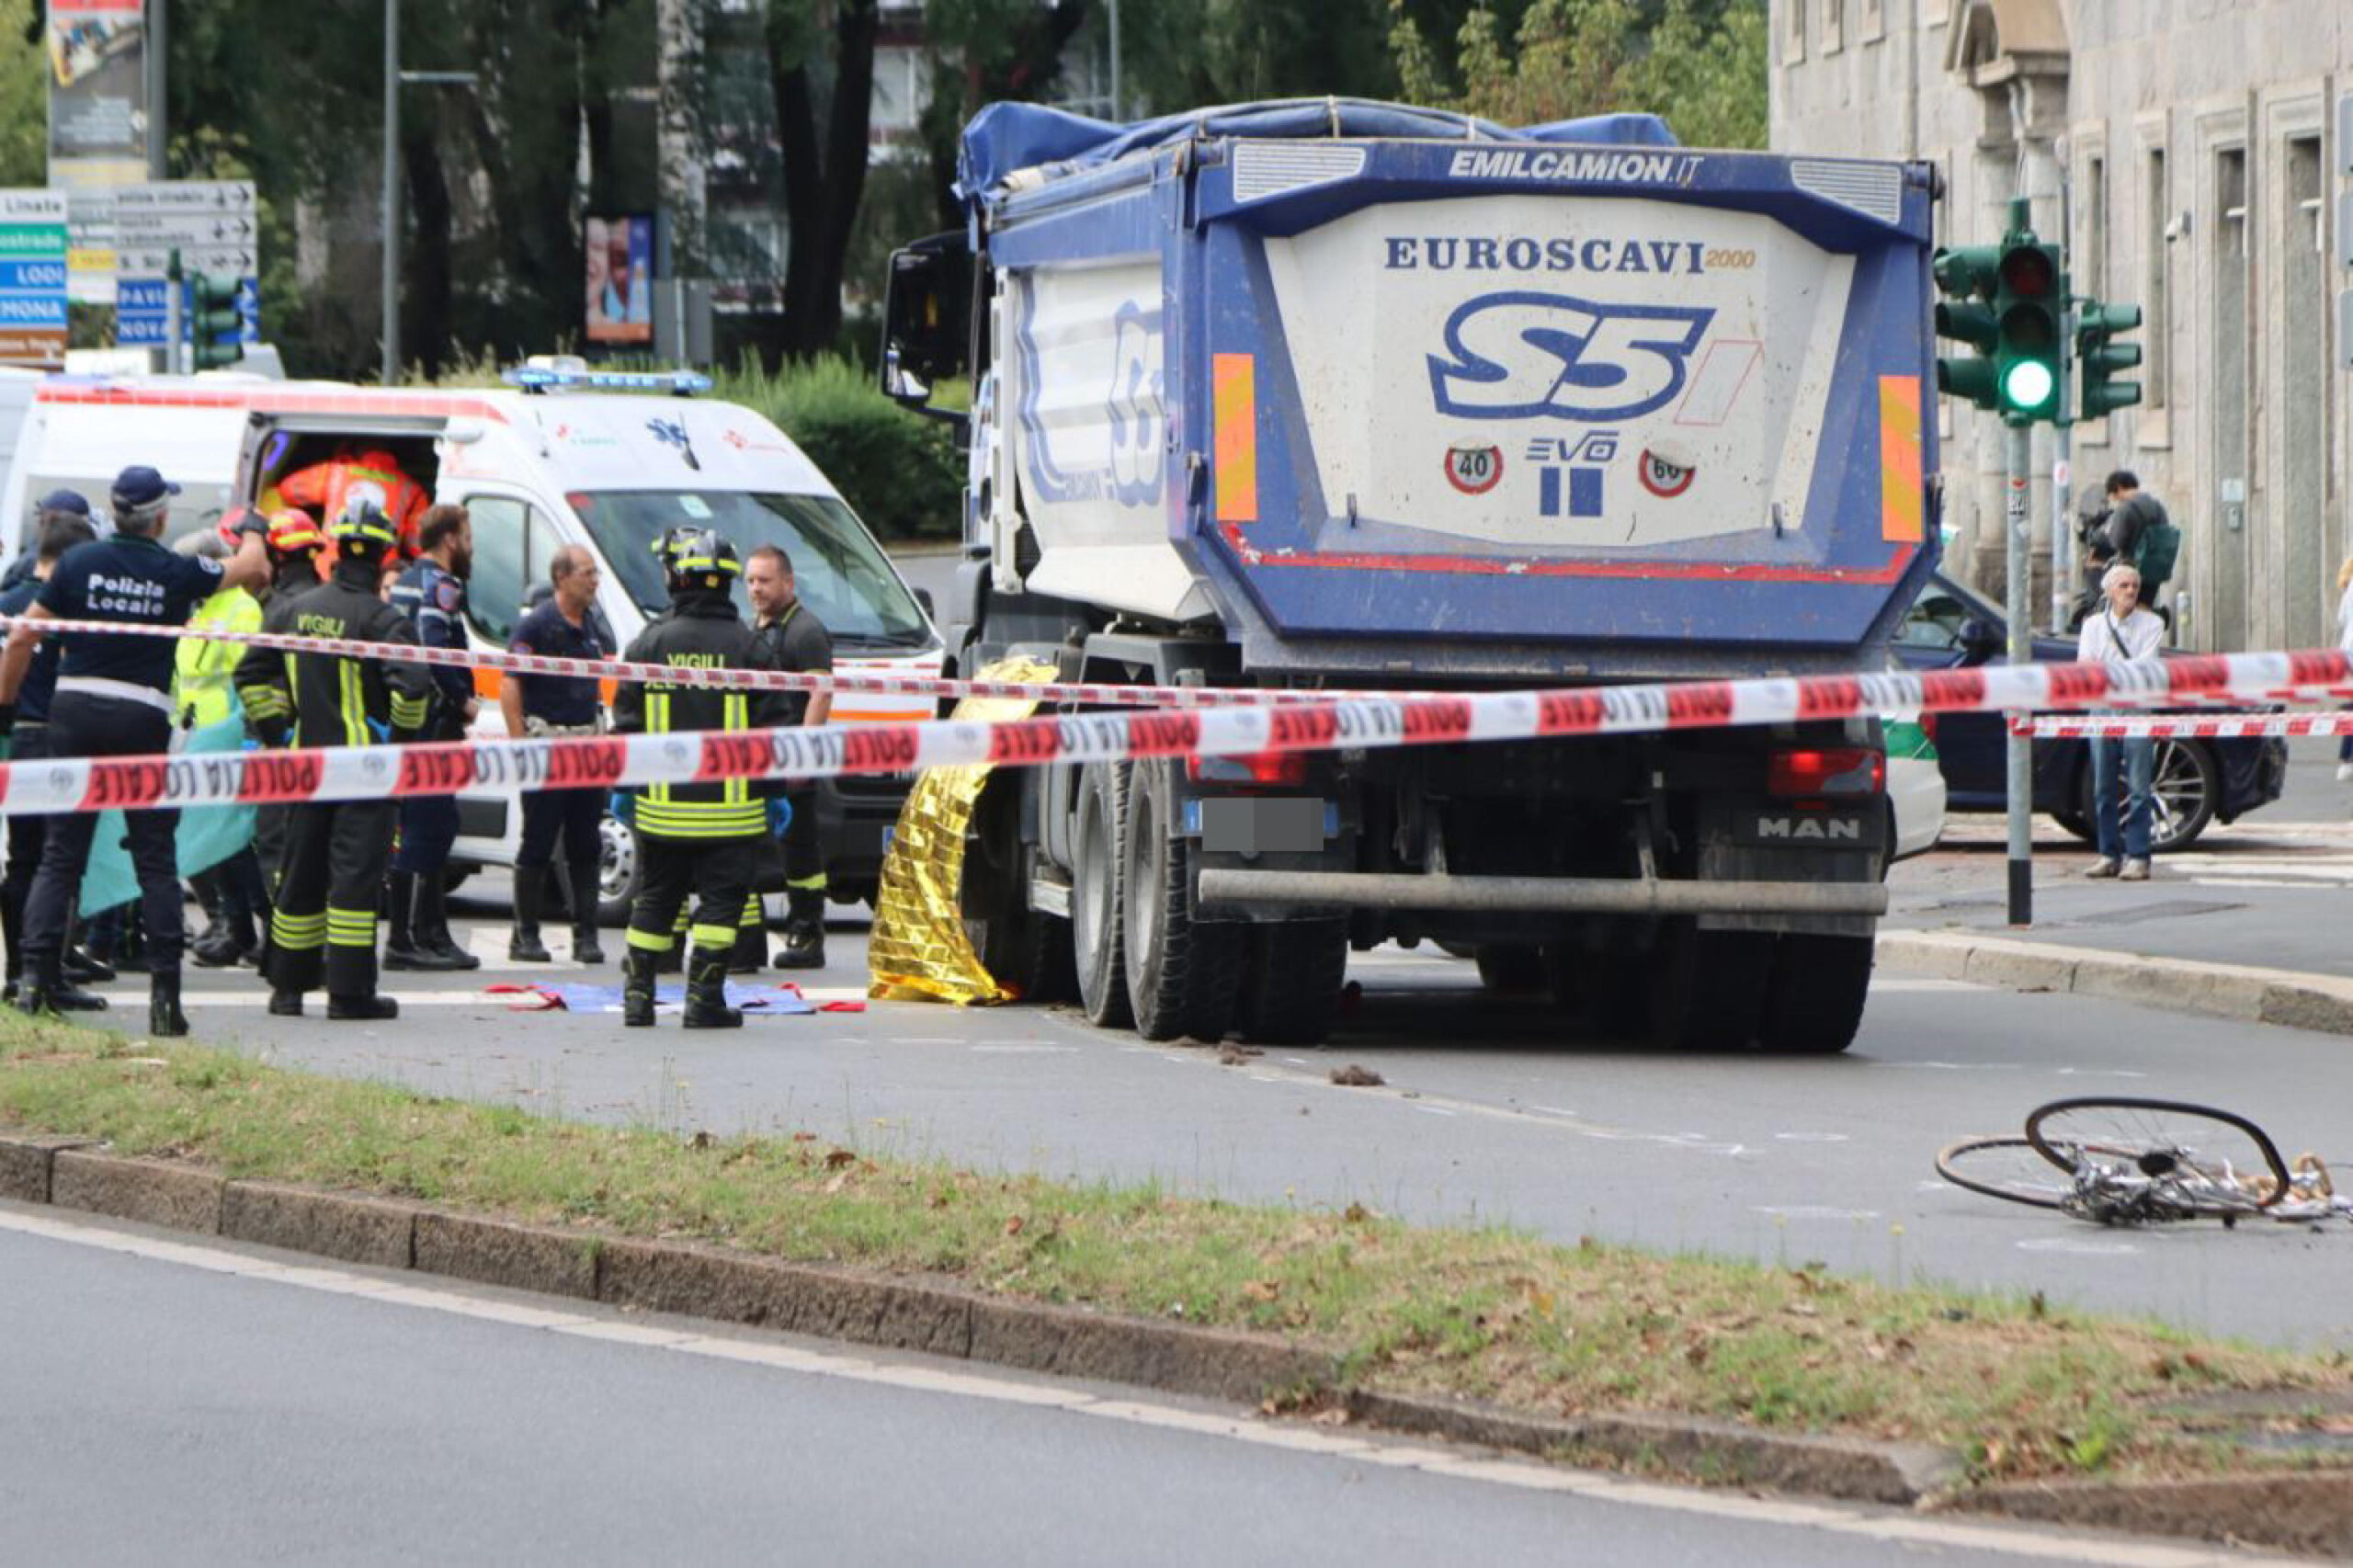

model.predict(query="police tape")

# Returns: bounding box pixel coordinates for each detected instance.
[0,614,1332,710]
[2021,711,2353,740]
[4,644,2351,818]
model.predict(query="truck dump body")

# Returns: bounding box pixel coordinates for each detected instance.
[964,99,1939,680]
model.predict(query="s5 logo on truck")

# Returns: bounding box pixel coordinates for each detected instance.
[1427,290,1714,423]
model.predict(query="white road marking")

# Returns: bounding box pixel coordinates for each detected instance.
[1774,1132,1851,1143]
[0,1205,2290,1565]
[1868,978,1983,993]
[1751,1206,1881,1221]
[2018,1237,2141,1256]
[969,1044,1082,1054]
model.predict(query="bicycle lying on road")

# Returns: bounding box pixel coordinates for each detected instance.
[1937,1097,2353,1227]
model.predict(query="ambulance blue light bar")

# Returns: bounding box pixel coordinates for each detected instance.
[501,363,712,396]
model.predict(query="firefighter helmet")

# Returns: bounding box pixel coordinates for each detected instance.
[329,495,400,557]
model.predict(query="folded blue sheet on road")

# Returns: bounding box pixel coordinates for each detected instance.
[499,982,817,1017]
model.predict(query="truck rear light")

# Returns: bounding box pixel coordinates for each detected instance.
[1188,750,1309,787]
[1768,747,1884,797]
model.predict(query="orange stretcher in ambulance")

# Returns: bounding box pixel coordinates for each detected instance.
[12,362,944,918]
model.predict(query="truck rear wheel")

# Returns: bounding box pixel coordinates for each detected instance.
[1236,919,1349,1045]
[1072,762,1132,1027]
[1644,921,1772,1051]
[1756,933,1873,1053]
[1121,762,1242,1042]
[1474,945,1547,994]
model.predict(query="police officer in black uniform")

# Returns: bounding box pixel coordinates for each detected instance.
[0,500,101,1009]
[612,529,790,1028]
[233,499,435,1020]
[384,504,481,971]
[0,466,270,1033]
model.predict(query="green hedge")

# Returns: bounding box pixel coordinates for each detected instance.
[718,356,963,542]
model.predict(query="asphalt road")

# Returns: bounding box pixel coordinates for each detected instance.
[122,863,2352,1355]
[0,1210,2252,1568]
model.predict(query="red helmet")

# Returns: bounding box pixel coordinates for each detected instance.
[265,508,325,555]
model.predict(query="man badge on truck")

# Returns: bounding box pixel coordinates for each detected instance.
[1443,443,1504,495]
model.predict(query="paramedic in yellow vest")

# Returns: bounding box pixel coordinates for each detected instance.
[172,532,268,969]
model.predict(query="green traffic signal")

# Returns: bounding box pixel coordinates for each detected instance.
[1993,241,2063,424]
[188,271,245,370]
[1930,244,2002,411]
[2076,299,2143,419]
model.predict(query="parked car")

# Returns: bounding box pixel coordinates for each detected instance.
[1892,570,2286,851]
[1885,714,1946,861]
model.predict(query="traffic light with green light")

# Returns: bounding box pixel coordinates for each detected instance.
[1931,244,2001,410]
[188,272,244,370]
[1993,239,2063,425]
[2075,300,2143,419]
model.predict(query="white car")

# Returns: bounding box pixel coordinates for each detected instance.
[1885,714,1947,860]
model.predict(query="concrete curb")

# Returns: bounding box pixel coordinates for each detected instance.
[1347,1391,1962,1504]
[1948,1471,2353,1559]
[0,1132,1966,1512]
[1878,930,2353,1035]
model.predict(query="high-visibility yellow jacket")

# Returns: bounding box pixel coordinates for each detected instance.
[175,585,262,730]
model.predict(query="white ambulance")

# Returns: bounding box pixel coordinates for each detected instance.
[14,364,944,917]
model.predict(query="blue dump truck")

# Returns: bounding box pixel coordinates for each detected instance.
[882,99,1940,1051]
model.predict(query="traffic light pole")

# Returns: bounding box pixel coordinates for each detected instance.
[2005,419,2034,926]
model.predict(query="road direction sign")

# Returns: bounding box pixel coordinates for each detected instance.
[114,179,260,353]
[0,189,69,362]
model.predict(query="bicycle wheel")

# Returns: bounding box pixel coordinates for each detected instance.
[2026,1097,2290,1211]
[1936,1137,2077,1210]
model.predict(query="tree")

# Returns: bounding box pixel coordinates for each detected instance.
[0,0,43,187]
[766,0,880,360]
[1388,0,1766,148]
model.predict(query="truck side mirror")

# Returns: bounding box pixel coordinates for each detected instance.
[881,233,972,415]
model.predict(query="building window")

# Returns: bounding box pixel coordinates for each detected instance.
[1783,0,1805,63]
[2145,147,2168,412]
[1859,0,1883,42]
[2081,155,2107,300]
[1820,0,1841,51]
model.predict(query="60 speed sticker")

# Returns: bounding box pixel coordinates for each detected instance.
[1638,449,1695,498]
[1443,443,1504,495]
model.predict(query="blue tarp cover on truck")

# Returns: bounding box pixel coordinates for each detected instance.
[957,97,1676,199]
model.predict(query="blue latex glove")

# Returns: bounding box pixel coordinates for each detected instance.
[608,790,636,828]
[767,796,792,835]
[367,717,392,744]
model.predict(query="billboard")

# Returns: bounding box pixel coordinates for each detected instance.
[47,0,147,193]
[586,214,654,346]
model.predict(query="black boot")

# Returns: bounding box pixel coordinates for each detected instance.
[267,988,303,1017]
[773,887,826,970]
[382,871,430,970]
[620,946,657,1027]
[410,876,480,971]
[63,940,114,985]
[1,887,21,1004]
[149,971,188,1038]
[681,949,742,1029]
[566,858,605,964]
[20,949,104,1016]
[508,866,552,963]
[327,993,400,1021]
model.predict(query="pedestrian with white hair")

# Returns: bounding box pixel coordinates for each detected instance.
[2075,561,2166,882]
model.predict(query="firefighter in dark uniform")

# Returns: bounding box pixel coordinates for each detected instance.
[611,529,790,1028]
[384,504,481,971]
[239,510,330,954]
[0,466,271,1034]
[233,499,435,1020]
[741,543,833,971]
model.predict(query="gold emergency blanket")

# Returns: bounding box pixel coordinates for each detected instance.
[866,656,1059,1006]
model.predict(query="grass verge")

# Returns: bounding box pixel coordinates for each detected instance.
[3,1006,2347,1490]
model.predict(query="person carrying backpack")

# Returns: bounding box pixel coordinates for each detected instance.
[2096,471,2179,620]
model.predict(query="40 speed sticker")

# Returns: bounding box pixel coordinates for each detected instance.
[1638,449,1695,498]
[1443,442,1504,494]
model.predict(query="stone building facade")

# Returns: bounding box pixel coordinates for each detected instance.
[1772,0,2353,653]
